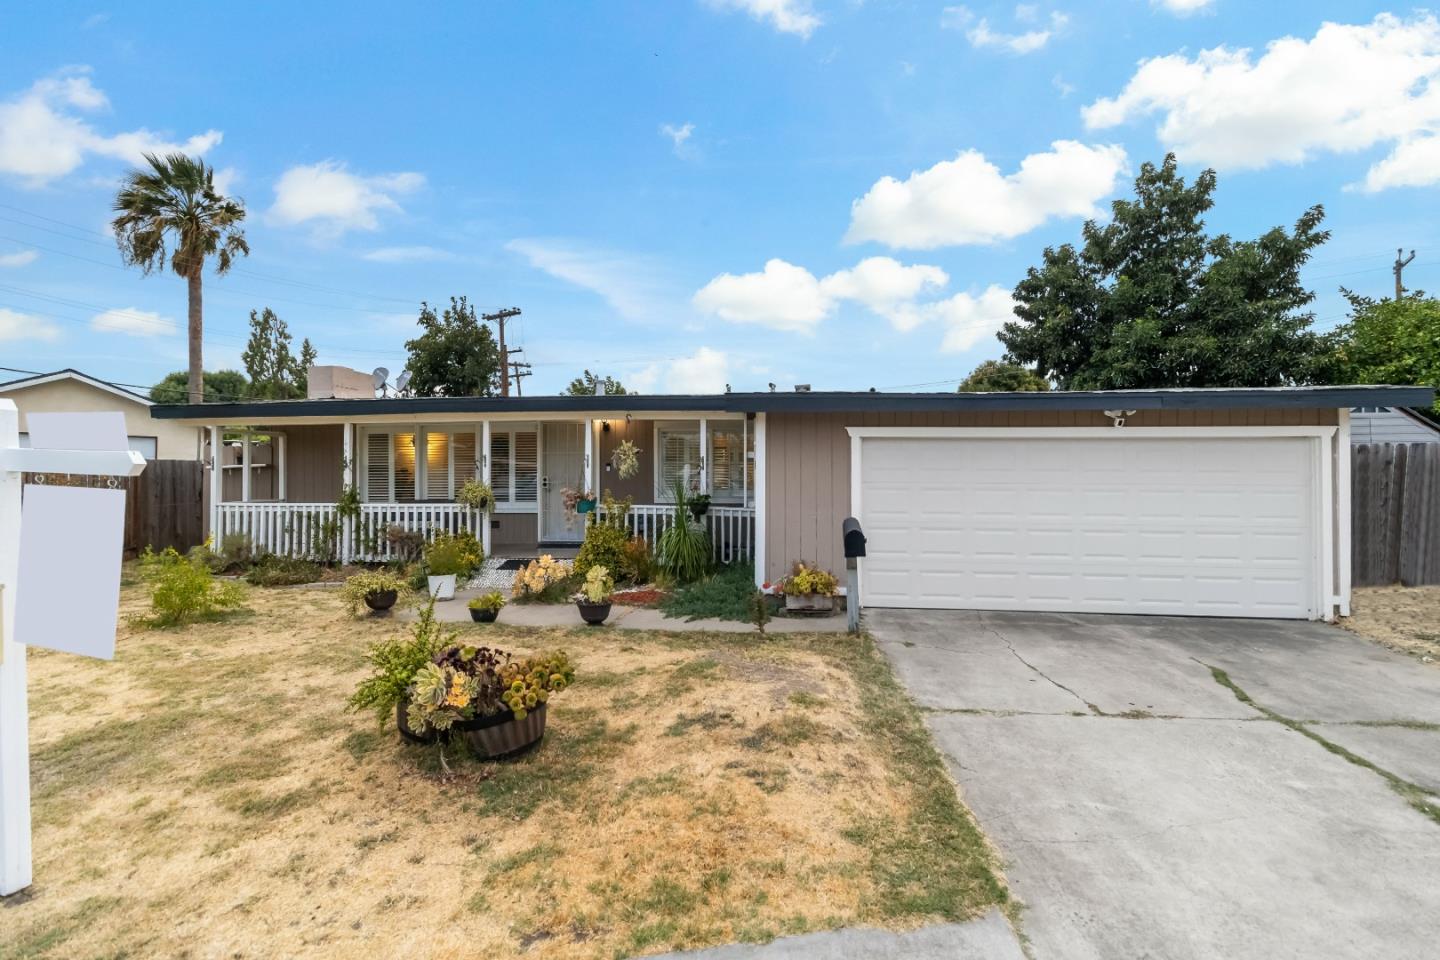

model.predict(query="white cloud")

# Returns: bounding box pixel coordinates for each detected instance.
[0,308,60,342]
[846,140,1127,249]
[81,13,111,29]
[947,6,1069,55]
[361,245,458,263]
[660,122,697,159]
[1358,137,1440,192]
[693,259,832,334]
[268,161,424,236]
[929,286,1018,352]
[0,68,222,187]
[0,250,39,267]
[706,0,821,38]
[1152,0,1214,15]
[507,238,677,322]
[1053,74,1075,97]
[91,306,175,337]
[1084,13,1440,190]
[819,257,948,330]
[630,347,731,394]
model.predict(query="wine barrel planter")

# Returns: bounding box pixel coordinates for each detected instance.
[576,600,612,625]
[364,589,398,613]
[784,593,835,613]
[469,607,499,623]
[395,697,445,745]
[454,704,547,760]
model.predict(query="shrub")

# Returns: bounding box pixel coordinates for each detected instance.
[580,565,614,604]
[780,562,839,596]
[244,554,324,586]
[574,520,627,579]
[340,570,408,617]
[348,597,455,727]
[386,525,426,565]
[424,532,483,578]
[512,555,574,602]
[468,591,506,613]
[656,478,712,583]
[659,563,755,622]
[137,544,246,627]
[618,536,654,585]
[208,533,252,573]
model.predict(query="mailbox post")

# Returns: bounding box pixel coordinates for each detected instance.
[842,517,866,634]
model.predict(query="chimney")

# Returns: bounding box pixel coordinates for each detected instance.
[307,365,375,399]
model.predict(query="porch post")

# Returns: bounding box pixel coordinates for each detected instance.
[277,434,288,501]
[342,423,354,563]
[240,432,252,503]
[583,418,594,494]
[753,413,766,588]
[1337,408,1352,617]
[480,421,492,558]
[208,425,221,542]
[699,418,708,494]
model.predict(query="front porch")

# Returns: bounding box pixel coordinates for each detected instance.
[206,414,757,566]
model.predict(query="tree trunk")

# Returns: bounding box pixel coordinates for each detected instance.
[187,269,204,404]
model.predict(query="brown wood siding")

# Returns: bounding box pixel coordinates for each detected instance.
[597,418,656,503]
[762,407,1340,583]
[280,424,344,502]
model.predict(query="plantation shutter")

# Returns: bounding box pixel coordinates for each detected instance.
[513,431,538,504]
[424,430,451,500]
[708,425,744,502]
[657,427,701,499]
[453,432,477,492]
[365,432,391,501]
[491,432,511,504]
[394,432,416,502]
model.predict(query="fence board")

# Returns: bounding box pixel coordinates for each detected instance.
[21,459,204,556]
[1352,443,1440,586]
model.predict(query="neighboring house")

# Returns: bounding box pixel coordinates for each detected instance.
[150,383,1434,622]
[1349,406,1440,444]
[0,368,200,460]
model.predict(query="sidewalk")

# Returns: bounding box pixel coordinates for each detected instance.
[414,591,850,634]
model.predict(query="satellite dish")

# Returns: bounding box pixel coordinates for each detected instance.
[395,371,412,395]
[372,367,389,390]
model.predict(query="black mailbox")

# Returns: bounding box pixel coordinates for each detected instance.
[842,517,866,559]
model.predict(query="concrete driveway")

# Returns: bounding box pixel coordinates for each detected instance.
[870,610,1440,960]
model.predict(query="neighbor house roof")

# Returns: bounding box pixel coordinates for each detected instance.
[0,368,153,406]
[149,384,1437,421]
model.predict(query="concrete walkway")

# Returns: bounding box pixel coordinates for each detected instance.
[646,910,1023,959]
[414,593,849,633]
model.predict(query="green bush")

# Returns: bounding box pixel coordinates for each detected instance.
[244,554,324,586]
[574,520,628,579]
[340,570,409,617]
[659,563,755,622]
[618,536,654,585]
[137,545,247,627]
[348,597,455,727]
[424,532,483,577]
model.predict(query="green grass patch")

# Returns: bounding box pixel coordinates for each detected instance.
[740,714,825,751]
[659,563,756,622]
[665,709,741,737]
[192,751,292,789]
[671,657,722,682]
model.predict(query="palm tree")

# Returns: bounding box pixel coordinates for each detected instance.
[112,153,249,404]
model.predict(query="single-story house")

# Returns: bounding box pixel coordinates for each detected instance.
[1349,405,1440,444]
[150,383,1435,622]
[0,368,200,460]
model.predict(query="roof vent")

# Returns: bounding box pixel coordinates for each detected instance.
[794,384,811,393]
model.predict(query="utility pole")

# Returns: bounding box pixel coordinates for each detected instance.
[483,307,522,397]
[1394,248,1416,301]
[509,358,532,397]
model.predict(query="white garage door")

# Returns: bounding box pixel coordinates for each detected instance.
[859,436,1318,618]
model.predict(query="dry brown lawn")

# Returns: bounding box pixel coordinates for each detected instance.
[1340,585,1440,665]
[1,580,1007,959]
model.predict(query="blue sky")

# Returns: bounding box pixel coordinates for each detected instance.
[2,1,1439,397]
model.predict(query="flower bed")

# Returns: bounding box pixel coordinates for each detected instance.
[611,588,667,607]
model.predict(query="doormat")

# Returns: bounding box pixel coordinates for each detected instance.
[495,558,535,571]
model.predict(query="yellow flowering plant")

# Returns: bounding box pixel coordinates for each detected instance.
[404,644,576,732]
[499,650,575,721]
[512,554,575,602]
[780,562,839,597]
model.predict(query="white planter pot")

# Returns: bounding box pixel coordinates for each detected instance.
[784,593,834,613]
[427,574,457,601]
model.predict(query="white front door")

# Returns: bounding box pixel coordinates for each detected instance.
[858,435,1319,618]
[541,422,586,542]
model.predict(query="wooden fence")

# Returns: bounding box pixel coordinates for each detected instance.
[1352,443,1440,586]
[23,459,205,557]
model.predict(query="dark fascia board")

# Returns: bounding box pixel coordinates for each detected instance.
[149,385,1436,421]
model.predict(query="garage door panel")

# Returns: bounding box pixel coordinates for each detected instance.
[859,436,1317,618]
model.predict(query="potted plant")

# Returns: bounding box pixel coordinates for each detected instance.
[457,479,494,512]
[468,591,506,623]
[347,597,453,744]
[613,439,641,479]
[424,532,482,601]
[340,569,407,616]
[575,564,614,625]
[779,562,839,613]
[562,486,596,515]
[688,493,712,520]
[405,644,574,760]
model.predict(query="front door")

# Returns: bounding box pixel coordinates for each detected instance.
[541,422,586,542]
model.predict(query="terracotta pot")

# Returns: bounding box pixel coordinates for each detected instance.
[454,704,547,760]
[576,600,612,625]
[469,607,499,623]
[364,589,398,613]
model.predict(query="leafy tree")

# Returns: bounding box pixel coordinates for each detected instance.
[958,360,1049,393]
[242,307,315,399]
[402,297,501,397]
[1325,291,1440,412]
[565,370,628,396]
[1000,155,1329,389]
[150,369,250,404]
[112,153,249,404]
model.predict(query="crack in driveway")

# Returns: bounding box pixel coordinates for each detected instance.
[979,619,1104,715]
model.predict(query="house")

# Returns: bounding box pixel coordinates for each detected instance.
[0,368,200,460]
[149,382,1435,622]
[1349,406,1440,444]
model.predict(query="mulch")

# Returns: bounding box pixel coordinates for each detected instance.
[611,588,668,607]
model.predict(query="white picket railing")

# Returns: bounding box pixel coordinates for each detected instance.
[598,503,755,565]
[215,502,483,563]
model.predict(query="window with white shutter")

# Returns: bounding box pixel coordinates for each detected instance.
[513,431,538,503]
[487,428,537,508]
[655,423,701,500]
[394,432,416,502]
[424,430,450,500]
[453,431,477,490]
[365,432,391,501]
[708,424,745,503]
[490,432,511,504]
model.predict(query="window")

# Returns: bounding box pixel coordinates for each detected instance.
[654,420,751,504]
[489,427,538,509]
[360,426,479,502]
[655,423,701,500]
[707,424,747,504]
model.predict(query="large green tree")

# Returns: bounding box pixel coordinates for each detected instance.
[242,307,316,399]
[1000,155,1329,389]
[150,369,250,404]
[1325,291,1440,412]
[564,370,628,396]
[958,360,1049,393]
[112,153,249,404]
[402,297,501,397]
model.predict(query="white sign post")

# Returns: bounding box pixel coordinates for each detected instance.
[0,401,144,896]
